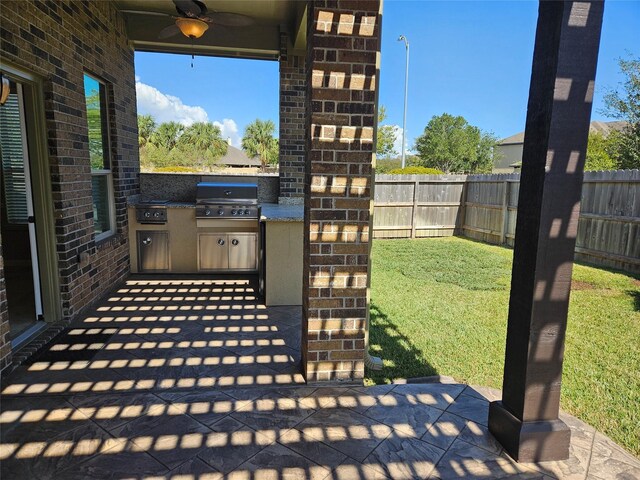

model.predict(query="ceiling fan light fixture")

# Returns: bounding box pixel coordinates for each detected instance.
[176,17,209,38]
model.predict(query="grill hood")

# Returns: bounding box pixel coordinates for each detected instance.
[196,182,258,205]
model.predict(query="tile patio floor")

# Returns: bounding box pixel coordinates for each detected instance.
[1,277,638,479]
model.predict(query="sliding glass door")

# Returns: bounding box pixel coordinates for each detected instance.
[0,78,44,343]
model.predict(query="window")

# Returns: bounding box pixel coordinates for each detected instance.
[83,73,114,240]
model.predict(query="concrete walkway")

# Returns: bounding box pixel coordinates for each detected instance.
[1,277,638,479]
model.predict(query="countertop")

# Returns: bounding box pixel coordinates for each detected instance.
[161,202,195,208]
[128,198,304,220]
[260,203,304,222]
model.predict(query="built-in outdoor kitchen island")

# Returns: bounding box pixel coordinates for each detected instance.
[127,173,303,306]
[259,203,304,306]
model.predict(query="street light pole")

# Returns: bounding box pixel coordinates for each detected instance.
[398,35,409,169]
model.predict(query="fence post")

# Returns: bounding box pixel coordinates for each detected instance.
[411,179,419,238]
[459,175,468,235]
[499,179,509,244]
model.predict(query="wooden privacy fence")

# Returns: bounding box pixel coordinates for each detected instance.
[373,170,640,273]
[372,174,467,238]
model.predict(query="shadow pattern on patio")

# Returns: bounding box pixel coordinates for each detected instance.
[1,278,638,479]
[3,277,305,397]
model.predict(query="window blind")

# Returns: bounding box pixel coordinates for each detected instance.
[0,92,29,224]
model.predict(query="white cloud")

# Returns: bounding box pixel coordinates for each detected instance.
[213,119,241,148]
[390,125,416,156]
[391,125,405,155]
[135,80,242,147]
[136,80,209,127]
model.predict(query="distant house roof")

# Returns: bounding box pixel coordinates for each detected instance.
[219,145,261,167]
[500,132,525,145]
[589,120,627,135]
[499,120,627,145]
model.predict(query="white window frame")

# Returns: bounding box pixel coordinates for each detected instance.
[91,169,116,241]
[84,72,115,242]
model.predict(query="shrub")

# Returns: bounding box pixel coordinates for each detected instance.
[153,166,197,173]
[387,166,445,175]
[376,158,402,173]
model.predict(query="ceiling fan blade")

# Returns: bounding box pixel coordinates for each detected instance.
[173,0,203,17]
[209,12,255,27]
[158,24,181,39]
[120,9,172,17]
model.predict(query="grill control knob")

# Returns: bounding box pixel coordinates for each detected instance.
[154,211,161,218]
[204,208,211,216]
[238,210,243,215]
[231,210,237,215]
[244,209,250,215]
[144,211,151,218]
[218,209,224,216]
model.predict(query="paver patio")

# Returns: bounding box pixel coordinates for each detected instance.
[1,277,638,479]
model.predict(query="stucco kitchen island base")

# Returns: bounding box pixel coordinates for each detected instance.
[128,203,260,275]
[128,204,197,274]
[260,204,304,306]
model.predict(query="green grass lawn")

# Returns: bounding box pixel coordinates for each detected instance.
[367,237,640,457]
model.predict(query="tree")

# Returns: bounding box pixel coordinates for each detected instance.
[475,133,500,173]
[599,54,640,169]
[85,89,105,169]
[585,131,617,171]
[241,119,279,170]
[414,113,498,173]
[137,115,156,147]
[376,106,397,158]
[601,55,640,124]
[178,122,228,158]
[150,121,183,150]
[609,123,640,169]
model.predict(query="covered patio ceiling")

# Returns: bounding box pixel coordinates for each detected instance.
[114,0,307,60]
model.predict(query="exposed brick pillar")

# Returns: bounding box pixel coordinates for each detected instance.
[302,0,381,384]
[489,1,604,462]
[279,37,306,203]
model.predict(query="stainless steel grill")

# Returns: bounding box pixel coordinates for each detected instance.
[195,182,258,219]
[195,182,259,272]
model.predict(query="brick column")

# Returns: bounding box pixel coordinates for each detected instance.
[302,0,381,384]
[279,37,306,203]
[489,1,604,462]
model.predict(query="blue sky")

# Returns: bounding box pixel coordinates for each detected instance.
[134,0,640,149]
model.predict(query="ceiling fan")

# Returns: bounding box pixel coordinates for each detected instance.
[122,0,255,40]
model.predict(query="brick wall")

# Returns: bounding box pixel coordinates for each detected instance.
[279,41,306,202]
[302,0,381,383]
[0,1,138,372]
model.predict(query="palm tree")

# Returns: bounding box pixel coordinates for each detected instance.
[241,119,279,170]
[150,121,183,150]
[179,122,227,158]
[137,115,156,147]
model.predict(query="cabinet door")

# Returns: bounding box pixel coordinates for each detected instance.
[198,234,229,271]
[228,233,257,270]
[138,231,170,272]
